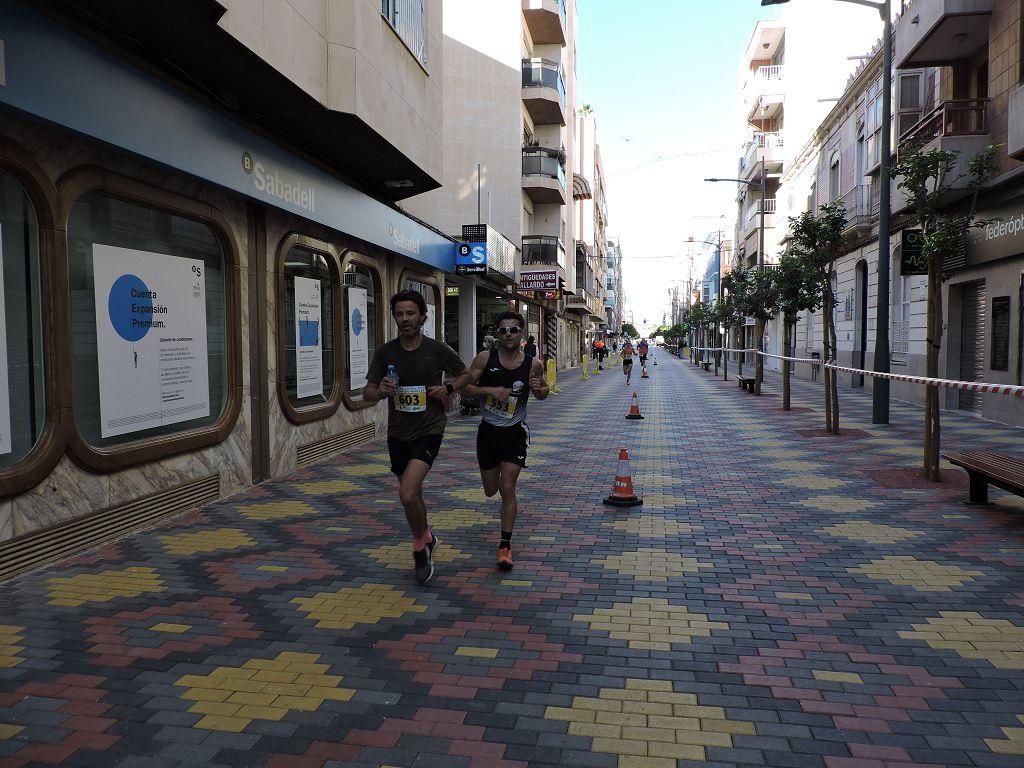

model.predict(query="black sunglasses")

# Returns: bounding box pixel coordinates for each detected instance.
[496,326,522,335]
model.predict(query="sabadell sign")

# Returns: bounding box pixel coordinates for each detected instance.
[968,199,1024,266]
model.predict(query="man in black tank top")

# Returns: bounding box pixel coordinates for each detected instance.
[464,311,549,570]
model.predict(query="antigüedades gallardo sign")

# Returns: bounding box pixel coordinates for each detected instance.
[968,197,1024,266]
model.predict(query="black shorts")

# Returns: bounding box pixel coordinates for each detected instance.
[623,359,633,369]
[476,421,529,470]
[639,354,648,364]
[388,434,444,476]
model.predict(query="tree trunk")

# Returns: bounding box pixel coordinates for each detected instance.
[723,324,730,381]
[714,326,720,376]
[782,320,791,411]
[829,293,840,435]
[925,263,943,481]
[738,327,744,377]
[754,319,764,395]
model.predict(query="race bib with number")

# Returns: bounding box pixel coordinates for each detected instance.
[394,385,427,413]
[484,394,518,421]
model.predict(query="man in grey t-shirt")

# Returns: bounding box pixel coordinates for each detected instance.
[364,290,472,584]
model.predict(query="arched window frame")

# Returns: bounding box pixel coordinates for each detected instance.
[59,168,243,473]
[275,234,343,424]
[0,140,65,498]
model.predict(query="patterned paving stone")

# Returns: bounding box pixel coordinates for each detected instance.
[3,357,1024,768]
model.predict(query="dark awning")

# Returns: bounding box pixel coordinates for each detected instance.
[572,173,593,200]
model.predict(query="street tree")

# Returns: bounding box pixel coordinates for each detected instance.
[727,267,777,394]
[622,322,639,338]
[774,251,821,410]
[717,276,745,382]
[786,202,847,432]
[892,143,997,480]
[689,302,710,364]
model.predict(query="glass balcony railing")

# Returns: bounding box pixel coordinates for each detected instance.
[522,147,566,188]
[522,58,566,107]
[521,235,565,268]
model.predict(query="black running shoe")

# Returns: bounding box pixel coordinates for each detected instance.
[414,535,439,584]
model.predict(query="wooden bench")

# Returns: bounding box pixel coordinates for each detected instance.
[737,376,755,392]
[943,452,1024,505]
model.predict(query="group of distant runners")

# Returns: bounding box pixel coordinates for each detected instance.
[618,337,650,385]
[364,291,549,584]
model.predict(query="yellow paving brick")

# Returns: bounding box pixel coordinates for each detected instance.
[195,715,251,732]
[180,687,232,703]
[226,691,279,707]
[622,700,673,716]
[623,726,677,743]
[546,706,597,723]
[591,737,647,756]
[813,670,864,684]
[576,697,622,712]
[217,678,266,693]
[307,686,355,701]
[260,682,311,696]
[251,670,299,684]
[647,715,700,731]
[568,721,617,738]
[150,623,191,633]
[0,724,24,739]
[595,711,648,727]
[617,756,676,768]
[673,704,726,719]
[647,741,706,761]
[271,695,324,712]
[625,678,674,692]
[603,688,651,702]
[647,691,698,705]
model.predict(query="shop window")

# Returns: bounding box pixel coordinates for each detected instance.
[282,248,335,407]
[344,262,379,394]
[406,278,439,339]
[0,170,46,469]
[67,192,229,448]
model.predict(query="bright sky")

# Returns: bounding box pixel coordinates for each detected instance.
[577,0,776,336]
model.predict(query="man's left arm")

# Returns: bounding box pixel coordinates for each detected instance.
[528,358,549,400]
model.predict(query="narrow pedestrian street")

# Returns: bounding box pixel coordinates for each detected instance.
[2,356,1024,768]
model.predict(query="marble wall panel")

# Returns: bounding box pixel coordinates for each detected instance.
[13,455,110,536]
[0,499,12,541]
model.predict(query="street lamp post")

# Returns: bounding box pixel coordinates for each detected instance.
[706,156,766,389]
[760,0,891,422]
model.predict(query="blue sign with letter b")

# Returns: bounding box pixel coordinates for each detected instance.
[455,242,487,275]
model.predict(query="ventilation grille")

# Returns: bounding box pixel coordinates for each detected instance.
[297,423,377,467]
[0,474,220,582]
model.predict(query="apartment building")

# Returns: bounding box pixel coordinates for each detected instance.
[570,112,613,354]
[402,0,582,368]
[732,1,884,366]
[780,0,1023,427]
[0,0,453,570]
[607,238,625,337]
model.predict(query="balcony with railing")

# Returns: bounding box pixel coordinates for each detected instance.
[522,58,566,125]
[739,198,775,238]
[895,99,990,210]
[838,184,873,237]
[739,131,784,179]
[895,0,993,69]
[520,235,565,268]
[522,147,566,204]
[1011,85,1024,160]
[522,0,567,46]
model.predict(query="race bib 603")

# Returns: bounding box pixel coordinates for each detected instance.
[395,385,427,412]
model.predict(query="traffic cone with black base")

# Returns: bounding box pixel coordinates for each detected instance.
[604,448,643,507]
[625,391,644,420]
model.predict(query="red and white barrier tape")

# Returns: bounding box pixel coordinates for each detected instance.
[688,347,1024,397]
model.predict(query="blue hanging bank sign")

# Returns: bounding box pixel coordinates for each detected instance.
[455,242,487,275]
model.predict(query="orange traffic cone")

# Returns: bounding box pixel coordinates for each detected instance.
[625,391,644,420]
[604,448,643,507]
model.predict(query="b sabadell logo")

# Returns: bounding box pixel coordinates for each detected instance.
[243,151,315,214]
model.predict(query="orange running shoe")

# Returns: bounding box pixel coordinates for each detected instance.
[497,545,514,570]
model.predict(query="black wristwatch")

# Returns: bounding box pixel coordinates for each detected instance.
[445,383,454,395]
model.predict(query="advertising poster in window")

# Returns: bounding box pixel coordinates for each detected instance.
[348,286,368,389]
[294,276,323,398]
[423,303,436,339]
[92,244,210,438]
[0,226,10,455]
